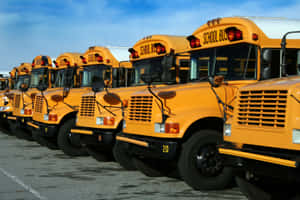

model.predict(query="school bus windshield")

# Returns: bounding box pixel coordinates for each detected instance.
[131,57,176,86]
[14,75,30,89]
[0,80,7,90]
[52,68,75,88]
[190,43,257,81]
[30,68,49,88]
[81,65,111,87]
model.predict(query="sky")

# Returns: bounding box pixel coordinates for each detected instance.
[0,0,299,72]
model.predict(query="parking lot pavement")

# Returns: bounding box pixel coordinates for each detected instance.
[0,131,246,200]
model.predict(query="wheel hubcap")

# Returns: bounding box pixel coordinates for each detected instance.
[196,145,223,177]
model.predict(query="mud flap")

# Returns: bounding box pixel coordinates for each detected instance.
[235,176,271,200]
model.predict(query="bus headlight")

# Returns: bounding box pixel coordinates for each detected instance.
[20,109,24,115]
[44,114,49,121]
[224,124,232,136]
[292,129,300,144]
[155,123,165,133]
[123,120,126,129]
[96,117,104,125]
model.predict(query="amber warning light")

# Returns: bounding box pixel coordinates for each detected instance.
[187,35,201,48]
[80,56,87,64]
[225,27,243,41]
[154,43,166,54]
[128,48,139,59]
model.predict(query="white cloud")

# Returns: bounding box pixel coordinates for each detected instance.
[0,0,300,70]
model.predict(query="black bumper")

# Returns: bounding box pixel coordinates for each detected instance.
[219,143,300,182]
[0,111,12,120]
[117,133,178,160]
[32,121,59,138]
[75,127,115,146]
[16,116,31,128]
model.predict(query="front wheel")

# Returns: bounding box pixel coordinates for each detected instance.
[86,145,113,162]
[178,129,233,190]
[113,140,136,170]
[57,118,88,156]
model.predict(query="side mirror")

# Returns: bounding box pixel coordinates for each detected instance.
[208,76,224,87]
[20,83,29,92]
[103,92,121,105]
[92,77,104,93]
[63,87,70,98]
[262,49,272,64]
[161,53,175,69]
[261,66,271,80]
[37,83,48,92]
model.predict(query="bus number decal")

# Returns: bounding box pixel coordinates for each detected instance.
[140,44,156,56]
[203,29,228,45]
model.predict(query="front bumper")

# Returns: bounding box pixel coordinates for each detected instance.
[70,127,114,145]
[219,144,299,168]
[116,133,178,160]
[29,121,59,138]
[0,111,13,121]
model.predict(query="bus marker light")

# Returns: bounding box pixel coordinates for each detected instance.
[24,108,32,115]
[252,33,258,41]
[49,113,58,121]
[165,123,179,134]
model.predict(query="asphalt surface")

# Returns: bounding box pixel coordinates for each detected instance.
[0,131,247,200]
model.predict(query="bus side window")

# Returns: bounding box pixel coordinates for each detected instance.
[179,59,190,83]
[285,49,300,76]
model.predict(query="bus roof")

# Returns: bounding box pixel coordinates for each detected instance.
[243,17,300,39]
[82,46,130,67]
[130,35,190,61]
[55,52,83,68]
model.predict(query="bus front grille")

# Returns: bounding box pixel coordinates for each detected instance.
[237,90,288,128]
[128,96,153,122]
[80,96,96,117]
[34,95,43,113]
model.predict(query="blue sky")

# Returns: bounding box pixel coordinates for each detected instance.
[0,0,299,71]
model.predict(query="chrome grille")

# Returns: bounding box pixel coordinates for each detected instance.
[79,96,96,117]
[34,95,43,113]
[237,90,288,128]
[128,96,153,122]
[14,94,20,108]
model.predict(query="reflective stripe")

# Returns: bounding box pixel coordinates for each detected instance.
[116,136,149,147]
[70,129,93,135]
[219,148,297,168]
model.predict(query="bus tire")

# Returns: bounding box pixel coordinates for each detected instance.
[14,125,33,141]
[113,141,136,170]
[178,129,234,190]
[86,145,113,162]
[57,119,88,156]
[32,130,46,146]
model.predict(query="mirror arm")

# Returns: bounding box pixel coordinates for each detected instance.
[95,99,116,117]
[209,86,233,122]
[146,84,167,123]
[104,86,124,117]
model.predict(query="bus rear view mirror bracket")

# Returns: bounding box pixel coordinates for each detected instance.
[208,75,224,88]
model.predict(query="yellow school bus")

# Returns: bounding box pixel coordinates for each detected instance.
[2,64,32,133]
[10,56,54,140]
[218,28,300,198]
[29,52,84,148]
[114,17,300,190]
[70,35,190,161]
[30,46,132,155]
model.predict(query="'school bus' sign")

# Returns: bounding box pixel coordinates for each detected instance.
[203,29,228,45]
